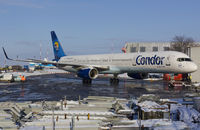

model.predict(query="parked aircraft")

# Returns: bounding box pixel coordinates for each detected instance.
[2,31,198,84]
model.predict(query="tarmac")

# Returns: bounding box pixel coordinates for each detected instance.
[0,72,199,130]
[0,73,195,102]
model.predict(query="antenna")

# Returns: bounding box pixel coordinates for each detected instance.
[111,42,114,54]
[46,43,49,60]
[40,43,42,60]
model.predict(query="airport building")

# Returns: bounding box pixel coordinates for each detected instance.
[122,42,171,53]
[188,46,200,82]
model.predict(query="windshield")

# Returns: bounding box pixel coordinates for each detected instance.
[177,58,192,62]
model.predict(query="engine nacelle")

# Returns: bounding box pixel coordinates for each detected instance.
[127,73,148,79]
[77,68,98,79]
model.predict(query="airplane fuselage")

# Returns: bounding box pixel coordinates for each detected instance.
[58,51,197,74]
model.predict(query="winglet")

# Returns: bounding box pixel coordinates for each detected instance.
[2,47,12,60]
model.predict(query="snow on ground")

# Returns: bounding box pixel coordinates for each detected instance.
[112,119,188,129]
[141,119,187,129]
[193,82,200,87]
[177,106,200,129]
[3,68,67,77]
[178,106,200,123]
[42,110,115,116]
[170,103,182,113]
[153,120,188,130]
[168,102,200,130]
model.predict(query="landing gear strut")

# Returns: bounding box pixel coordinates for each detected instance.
[110,74,119,85]
[82,78,92,84]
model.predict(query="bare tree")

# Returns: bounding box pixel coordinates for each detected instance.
[171,35,195,53]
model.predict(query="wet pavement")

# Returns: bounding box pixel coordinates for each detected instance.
[0,73,194,102]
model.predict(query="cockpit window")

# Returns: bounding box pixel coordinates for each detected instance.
[177,58,192,62]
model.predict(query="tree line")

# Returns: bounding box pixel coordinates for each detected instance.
[170,35,196,54]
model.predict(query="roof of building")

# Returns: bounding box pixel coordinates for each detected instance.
[138,101,169,112]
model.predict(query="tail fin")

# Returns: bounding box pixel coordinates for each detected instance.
[51,31,66,61]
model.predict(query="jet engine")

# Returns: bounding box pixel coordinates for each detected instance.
[77,68,98,79]
[127,73,148,79]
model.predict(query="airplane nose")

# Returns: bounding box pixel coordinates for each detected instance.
[184,63,198,73]
[189,63,198,73]
[192,63,198,72]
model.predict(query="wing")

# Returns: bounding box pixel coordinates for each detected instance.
[2,47,109,71]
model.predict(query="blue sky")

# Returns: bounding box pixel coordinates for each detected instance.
[1,0,200,66]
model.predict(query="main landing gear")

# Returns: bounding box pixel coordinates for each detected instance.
[82,78,92,84]
[81,74,120,85]
[110,74,119,85]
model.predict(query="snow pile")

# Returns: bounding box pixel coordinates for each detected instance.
[178,106,200,123]
[138,94,160,103]
[169,103,182,113]
[160,99,170,102]
[193,82,200,87]
[153,120,188,130]
[138,101,169,112]
[176,106,200,129]
[113,119,188,130]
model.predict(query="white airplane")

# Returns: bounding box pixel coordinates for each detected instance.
[2,31,198,84]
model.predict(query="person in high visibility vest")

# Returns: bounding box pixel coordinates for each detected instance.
[189,75,192,82]
[87,113,90,120]
[21,75,26,82]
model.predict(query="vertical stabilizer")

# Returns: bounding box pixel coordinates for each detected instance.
[51,31,66,61]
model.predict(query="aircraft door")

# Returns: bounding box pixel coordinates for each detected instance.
[166,56,171,67]
[132,56,136,66]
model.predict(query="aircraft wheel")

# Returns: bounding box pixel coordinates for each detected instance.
[110,78,119,85]
[83,79,92,84]
[110,78,113,83]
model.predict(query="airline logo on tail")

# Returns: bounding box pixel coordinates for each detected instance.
[51,31,66,61]
[54,41,59,51]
